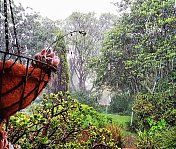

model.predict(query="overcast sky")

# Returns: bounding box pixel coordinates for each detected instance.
[15,0,118,20]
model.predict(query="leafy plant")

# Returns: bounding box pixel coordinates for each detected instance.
[136,118,168,149]
[7,92,120,148]
[71,91,99,111]
[159,126,176,149]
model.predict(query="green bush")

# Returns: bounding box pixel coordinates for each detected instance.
[136,118,176,149]
[7,92,120,148]
[71,91,101,111]
[72,104,112,128]
[108,93,132,115]
[159,126,176,149]
[133,91,176,130]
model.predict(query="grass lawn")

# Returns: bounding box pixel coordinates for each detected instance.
[102,113,131,127]
[102,113,136,138]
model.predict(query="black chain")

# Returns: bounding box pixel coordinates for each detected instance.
[9,0,20,55]
[3,0,20,54]
[4,0,9,52]
[0,1,2,49]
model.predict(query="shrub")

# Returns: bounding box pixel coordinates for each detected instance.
[135,118,176,149]
[133,92,176,130]
[108,93,132,115]
[105,124,122,147]
[159,126,176,149]
[71,91,100,111]
[7,92,120,148]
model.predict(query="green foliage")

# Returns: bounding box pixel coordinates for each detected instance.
[8,92,79,148]
[8,92,120,148]
[105,124,122,147]
[87,126,119,148]
[158,126,176,149]
[72,104,112,128]
[71,91,131,127]
[56,32,69,93]
[94,0,176,94]
[92,0,175,144]
[136,118,164,148]
[108,93,132,114]
[133,85,176,130]
[71,91,99,110]
[136,118,176,149]
[103,114,131,128]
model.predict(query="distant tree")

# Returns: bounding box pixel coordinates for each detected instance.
[64,12,117,93]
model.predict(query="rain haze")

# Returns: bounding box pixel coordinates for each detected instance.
[15,0,118,20]
[0,0,175,148]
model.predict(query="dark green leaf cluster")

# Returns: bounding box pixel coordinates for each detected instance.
[108,93,132,115]
[136,118,176,149]
[71,91,100,111]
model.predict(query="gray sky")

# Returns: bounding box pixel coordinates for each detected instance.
[15,0,118,20]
